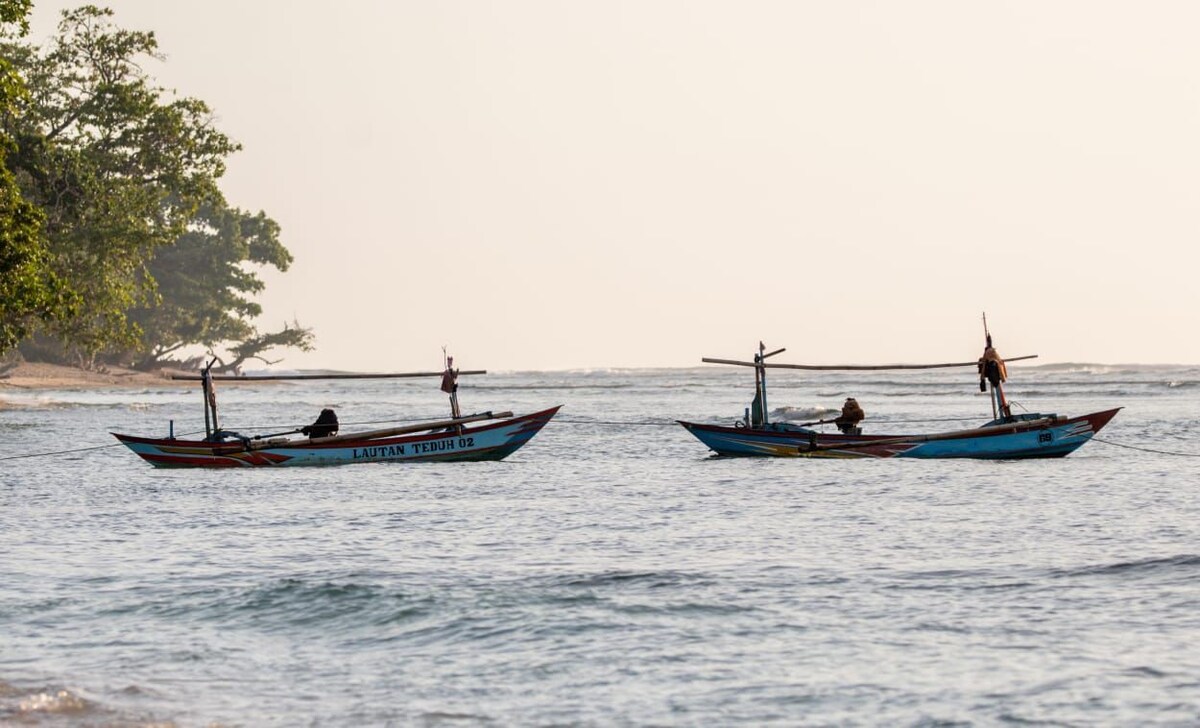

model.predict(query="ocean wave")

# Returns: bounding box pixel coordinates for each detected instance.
[0,395,178,411]
[1051,554,1200,579]
[1031,362,1200,375]
[551,569,712,590]
[771,405,839,422]
[122,578,434,632]
[0,681,92,722]
[110,570,739,638]
[1031,362,1128,375]
[0,677,178,727]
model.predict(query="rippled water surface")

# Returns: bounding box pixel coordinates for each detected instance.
[3,365,1200,725]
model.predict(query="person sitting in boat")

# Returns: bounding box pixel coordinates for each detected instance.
[835,397,865,435]
[301,408,339,438]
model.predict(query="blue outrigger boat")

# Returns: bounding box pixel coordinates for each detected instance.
[678,329,1119,460]
[114,355,559,467]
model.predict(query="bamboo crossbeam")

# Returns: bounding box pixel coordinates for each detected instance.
[701,355,1038,371]
[172,370,487,381]
[804,416,1056,452]
[248,411,513,450]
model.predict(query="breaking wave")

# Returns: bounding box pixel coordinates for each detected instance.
[1050,554,1200,579]
[0,681,94,723]
[771,405,839,422]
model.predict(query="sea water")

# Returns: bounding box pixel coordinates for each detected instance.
[2,365,1199,726]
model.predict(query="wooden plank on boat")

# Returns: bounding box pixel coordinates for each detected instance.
[804,416,1057,452]
[171,370,487,382]
[250,411,514,450]
[701,355,1038,371]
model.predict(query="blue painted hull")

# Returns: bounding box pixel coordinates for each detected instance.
[678,409,1120,459]
[115,407,561,467]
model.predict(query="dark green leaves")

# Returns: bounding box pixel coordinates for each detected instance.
[1,5,310,366]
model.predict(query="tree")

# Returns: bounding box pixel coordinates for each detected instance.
[127,193,314,370]
[0,163,71,353]
[0,0,31,107]
[0,0,75,354]
[3,5,238,363]
[207,320,315,374]
[3,5,312,368]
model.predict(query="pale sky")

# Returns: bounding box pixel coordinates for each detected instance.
[26,1,1200,371]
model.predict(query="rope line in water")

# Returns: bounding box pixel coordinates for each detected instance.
[553,416,989,427]
[5,431,1199,461]
[0,429,211,461]
[0,442,125,461]
[555,418,674,427]
[1091,437,1200,457]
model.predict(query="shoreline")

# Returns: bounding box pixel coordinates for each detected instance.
[0,361,259,392]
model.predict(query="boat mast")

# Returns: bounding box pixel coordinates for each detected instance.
[752,342,786,428]
[981,314,1011,420]
[753,343,764,426]
[201,359,220,438]
[441,348,461,420]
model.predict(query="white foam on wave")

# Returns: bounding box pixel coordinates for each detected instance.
[17,687,89,715]
[771,405,839,421]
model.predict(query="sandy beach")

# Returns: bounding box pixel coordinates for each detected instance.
[0,361,188,391]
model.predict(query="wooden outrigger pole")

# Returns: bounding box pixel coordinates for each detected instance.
[702,337,1038,431]
[172,370,487,381]
[182,360,489,440]
[701,355,1038,371]
[172,354,492,439]
[247,411,514,450]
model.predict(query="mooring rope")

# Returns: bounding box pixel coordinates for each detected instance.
[554,418,674,427]
[553,416,987,427]
[1090,437,1200,457]
[0,442,125,461]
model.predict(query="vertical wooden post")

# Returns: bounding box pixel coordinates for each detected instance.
[995,380,1011,420]
[442,348,462,428]
[758,342,769,426]
[201,367,212,439]
[202,359,220,438]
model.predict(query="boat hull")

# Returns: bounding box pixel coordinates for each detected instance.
[114,406,561,468]
[678,408,1120,459]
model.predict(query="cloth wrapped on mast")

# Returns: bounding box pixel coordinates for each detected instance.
[978,345,1008,390]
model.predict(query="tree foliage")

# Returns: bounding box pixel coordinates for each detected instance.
[207,320,315,374]
[128,193,313,369]
[0,162,75,352]
[0,0,76,354]
[1,5,313,367]
[3,5,239,361]
[0,0,32,109]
